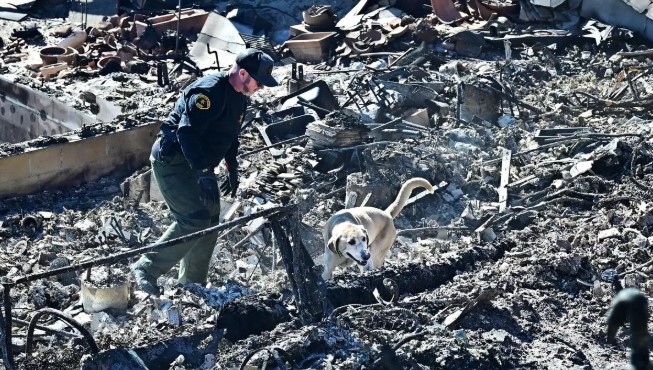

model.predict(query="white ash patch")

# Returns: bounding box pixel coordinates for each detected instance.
[182,282,254,308]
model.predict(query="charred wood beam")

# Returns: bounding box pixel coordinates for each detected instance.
[631,142,643,176]
[325,240,515,307]
[286,217,331,321]
[216,294,291,342]
[573,91,653,108]
[308,69,365,75]
[540,132,643,145]
[1,284,14,370]
[297,100,331,115]
[271,214,330,324]
[270,221,300,310]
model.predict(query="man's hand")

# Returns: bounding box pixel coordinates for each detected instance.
[220,167,239,198]
[197,169,219,207]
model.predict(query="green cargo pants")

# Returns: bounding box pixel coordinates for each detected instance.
[134,152,220,284]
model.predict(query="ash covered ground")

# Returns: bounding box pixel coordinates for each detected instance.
[1,0,653,369]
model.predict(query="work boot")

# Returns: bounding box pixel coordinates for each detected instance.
[131,265,161,296]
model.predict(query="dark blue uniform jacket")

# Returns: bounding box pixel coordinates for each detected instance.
[158,72,247,172]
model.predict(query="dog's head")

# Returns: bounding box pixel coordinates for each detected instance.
[327,223,371,266]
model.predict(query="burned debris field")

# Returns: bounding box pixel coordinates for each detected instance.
[1,0,653,369]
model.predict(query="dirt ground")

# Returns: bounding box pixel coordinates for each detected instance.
[2,0,653,369]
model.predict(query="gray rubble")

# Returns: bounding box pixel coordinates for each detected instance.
[1,0,653,369]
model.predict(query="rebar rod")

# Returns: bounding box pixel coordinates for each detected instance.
[175,0,181,54]
[13,205,293,285]
[13,317,82,339]
[238,135,308,158]
[25,308,98,354]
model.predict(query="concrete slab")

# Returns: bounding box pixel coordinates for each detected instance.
[0,122,158,199]
[134,8,209,37]
[0,76,95,143]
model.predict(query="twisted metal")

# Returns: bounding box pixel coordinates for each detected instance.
[25,308,98,355]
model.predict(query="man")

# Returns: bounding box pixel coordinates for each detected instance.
[132,48,279,295]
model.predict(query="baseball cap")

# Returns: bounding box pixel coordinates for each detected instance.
[236,48,279,87]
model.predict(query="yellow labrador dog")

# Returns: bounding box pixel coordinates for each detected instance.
[322,177,434,280]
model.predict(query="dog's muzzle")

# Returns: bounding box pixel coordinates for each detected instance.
[347,252,369,266]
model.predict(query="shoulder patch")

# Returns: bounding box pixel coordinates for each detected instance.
[195,94,211,110]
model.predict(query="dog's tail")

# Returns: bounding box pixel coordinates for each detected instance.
[385,177,434,219]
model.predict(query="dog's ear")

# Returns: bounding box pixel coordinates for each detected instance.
[327,235,341,256]
[364,230,371,249]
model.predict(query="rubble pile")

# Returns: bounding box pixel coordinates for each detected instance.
[305,111,370,149]
[250,159,307,202]
[2,0,653,369]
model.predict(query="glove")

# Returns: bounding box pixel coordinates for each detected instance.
[197,169,219,207]
[219,167,239,198]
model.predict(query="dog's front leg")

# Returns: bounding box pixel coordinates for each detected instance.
[322,254,338,280]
